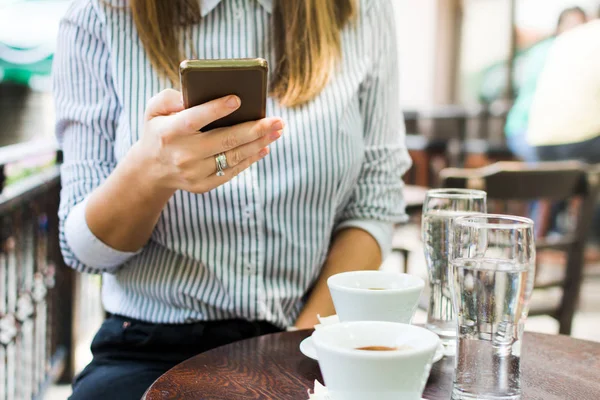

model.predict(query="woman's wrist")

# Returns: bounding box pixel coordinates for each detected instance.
[83,142,176,253]
[123,142,177,201]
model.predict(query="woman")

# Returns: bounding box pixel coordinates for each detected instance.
[54,0,409,398]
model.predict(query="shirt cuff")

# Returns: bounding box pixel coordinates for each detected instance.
[334,219,394,261]
[64,197,140,270]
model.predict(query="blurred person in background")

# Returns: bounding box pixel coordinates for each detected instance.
[527,15,600,244]
[528,16,600,165]
[53,0,409,398]
[504,6,587,163]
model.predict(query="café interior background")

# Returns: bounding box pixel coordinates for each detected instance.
[1,0,600,398]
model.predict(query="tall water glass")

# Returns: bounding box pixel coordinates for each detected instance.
[450,215,536,400]
[422,189,487,354]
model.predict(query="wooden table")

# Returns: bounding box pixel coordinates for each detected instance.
[142,330,600,400]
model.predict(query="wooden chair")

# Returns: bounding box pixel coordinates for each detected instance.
[403,110,419,135]
[405,134,449,187]
[463,138,515,169]
[418,105,468,168]
[440,161,600,335]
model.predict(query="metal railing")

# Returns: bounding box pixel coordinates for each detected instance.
[0,139,103,399]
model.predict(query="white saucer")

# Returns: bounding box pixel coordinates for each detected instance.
[300,336,319,360]
[300,336,445,363]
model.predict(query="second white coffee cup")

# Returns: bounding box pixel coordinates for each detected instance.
[327,270,424,323]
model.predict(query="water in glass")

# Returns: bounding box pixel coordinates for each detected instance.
[451,257,535,400]
[422,210,474,340]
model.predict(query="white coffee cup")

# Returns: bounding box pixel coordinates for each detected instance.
[327,271,424,323]
[312,321,440,400]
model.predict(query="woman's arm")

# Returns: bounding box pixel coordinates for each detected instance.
[294,228,381,329]
[294,0,411,328]
[55,2,124,273]
[83,91,282,253]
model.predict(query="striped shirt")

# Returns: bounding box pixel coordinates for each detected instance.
[54,0,410,328]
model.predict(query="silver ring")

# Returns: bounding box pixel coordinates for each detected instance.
[215,153,228,177]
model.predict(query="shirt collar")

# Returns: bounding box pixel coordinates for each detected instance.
[201,0,273,17]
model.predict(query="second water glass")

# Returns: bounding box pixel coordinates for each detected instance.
[450,214,536,400]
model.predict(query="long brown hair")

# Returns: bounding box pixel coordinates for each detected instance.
[130,0,357,107]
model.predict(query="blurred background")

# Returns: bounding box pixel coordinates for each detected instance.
[0,1,599,399]
[398,0,599,107]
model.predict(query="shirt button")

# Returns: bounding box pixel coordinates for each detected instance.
[244,207,252,218]
[233,3,244,20]
[245,263,256,274]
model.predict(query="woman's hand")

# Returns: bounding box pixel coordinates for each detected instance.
[80,89,283,253]
[133,88,283,194]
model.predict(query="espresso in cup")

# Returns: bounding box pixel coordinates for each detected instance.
[327,271,425,323]
[313,321,440,400]
[355,345,413,351]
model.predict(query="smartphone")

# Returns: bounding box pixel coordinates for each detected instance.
[180,58,268,132]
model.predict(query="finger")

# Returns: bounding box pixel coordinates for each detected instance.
[200,148,270,190]
[145,89,185,119]
[172,95,241,134]
[193,127,280,179]
[202,117,284,157]
[220,129,282,169]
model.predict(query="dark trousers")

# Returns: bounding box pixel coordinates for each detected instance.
[535,135,600,164]
[69,315,282,400]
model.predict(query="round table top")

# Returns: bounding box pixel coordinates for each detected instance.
[142,330,600,400]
